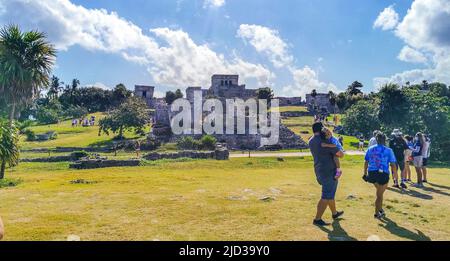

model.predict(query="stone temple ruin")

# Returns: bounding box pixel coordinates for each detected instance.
[135,74,308,150]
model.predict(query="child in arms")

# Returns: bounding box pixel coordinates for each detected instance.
[320,127,344,179]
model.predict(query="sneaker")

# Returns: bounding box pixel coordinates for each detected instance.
[374,211,386,219]
[423,180,428,183]
[400,183,408,189]
[313,219,330,226]
[332,211,344,220]
[393,184,400,189]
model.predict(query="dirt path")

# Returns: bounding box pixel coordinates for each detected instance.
[230,150,365,158]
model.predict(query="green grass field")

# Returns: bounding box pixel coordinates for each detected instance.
[20,113,150,150]
[1,156,449,241]
[282,116,362,150]
[3,109,448,241]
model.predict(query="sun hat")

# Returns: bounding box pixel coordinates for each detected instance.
[391,129,402,137]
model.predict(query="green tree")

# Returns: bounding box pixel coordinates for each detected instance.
[0,24,55,176]
[336,92,348,112]
[347,81,364,96]
[0,120,19,179]
[112,83,132,107]
[378,83,410,128]
[98,97,150,139]
[342,100,381,138]
[257,87,274,101]
[47,75,62,100]
[428,82,448,98]
[0,25,56,121]
[403,89,450,161]
[165,89,183,105]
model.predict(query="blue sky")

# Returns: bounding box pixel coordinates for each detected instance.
[1,0,448,98]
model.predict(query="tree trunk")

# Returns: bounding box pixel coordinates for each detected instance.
[9,102,16,125]
[119,126,124,139]
[0,161,5,180]
[1,102,17,180]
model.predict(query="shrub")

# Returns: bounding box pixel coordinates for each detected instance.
[176,136,201,150]
[70,151,89,160]
[36,107,59,124]
[200,135,217,150]
[0,178,22,188]
[64,105,88,119]
[48,131,58,140]
[23,129,36,141]
[141,138,161,151]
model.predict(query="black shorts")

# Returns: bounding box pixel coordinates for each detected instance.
[367,171,390,185]
[396,161,405,171]
[423,158,428,167]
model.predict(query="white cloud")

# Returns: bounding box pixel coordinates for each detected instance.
[237,24,293,68]
[0,0,272,89]
[373,69,434,89]
[86,82,111,90]
[373,5,399,31]
[374,0,450,88]
[203,0,225,9]
[147,27,273,87]
[397,46,428,64]
[282,66,339,98]
[237,24,339,98]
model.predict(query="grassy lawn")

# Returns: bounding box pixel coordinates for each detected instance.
[0,156,449,241]
[273,106,308,113]
[20,113,150,150]
[282,116,362,150]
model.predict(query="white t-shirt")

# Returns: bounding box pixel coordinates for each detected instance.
[422,141,430,158]
[368,137,377,148]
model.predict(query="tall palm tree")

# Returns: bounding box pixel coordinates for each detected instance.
[0,120,19,179]
[47,75,62,100]
[0,24,56,178]
[0,24,56,121]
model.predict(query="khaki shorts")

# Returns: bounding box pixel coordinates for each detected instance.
[413,156,423,168]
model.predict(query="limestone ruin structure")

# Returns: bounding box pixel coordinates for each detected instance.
[135,74,308,150]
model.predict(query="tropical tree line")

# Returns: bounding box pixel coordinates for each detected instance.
[340,82,450,161]
[18,77,133,124]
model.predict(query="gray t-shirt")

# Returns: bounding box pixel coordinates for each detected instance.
[309,135,340,179]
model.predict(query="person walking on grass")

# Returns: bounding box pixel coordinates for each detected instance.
[412,132,426,188]
[389,129,409,189]
[404,135,414,182]
[363,132,398,219]
[358,136,365,152]
[369,130,380,148]
[309,122,345,226]
[421,135,431,183]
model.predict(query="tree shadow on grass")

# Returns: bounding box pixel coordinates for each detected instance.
[317,220,358,241]
[379,217,431,241]
[387,187,433,200]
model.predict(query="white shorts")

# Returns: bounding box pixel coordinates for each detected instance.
[413,156,423,168]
